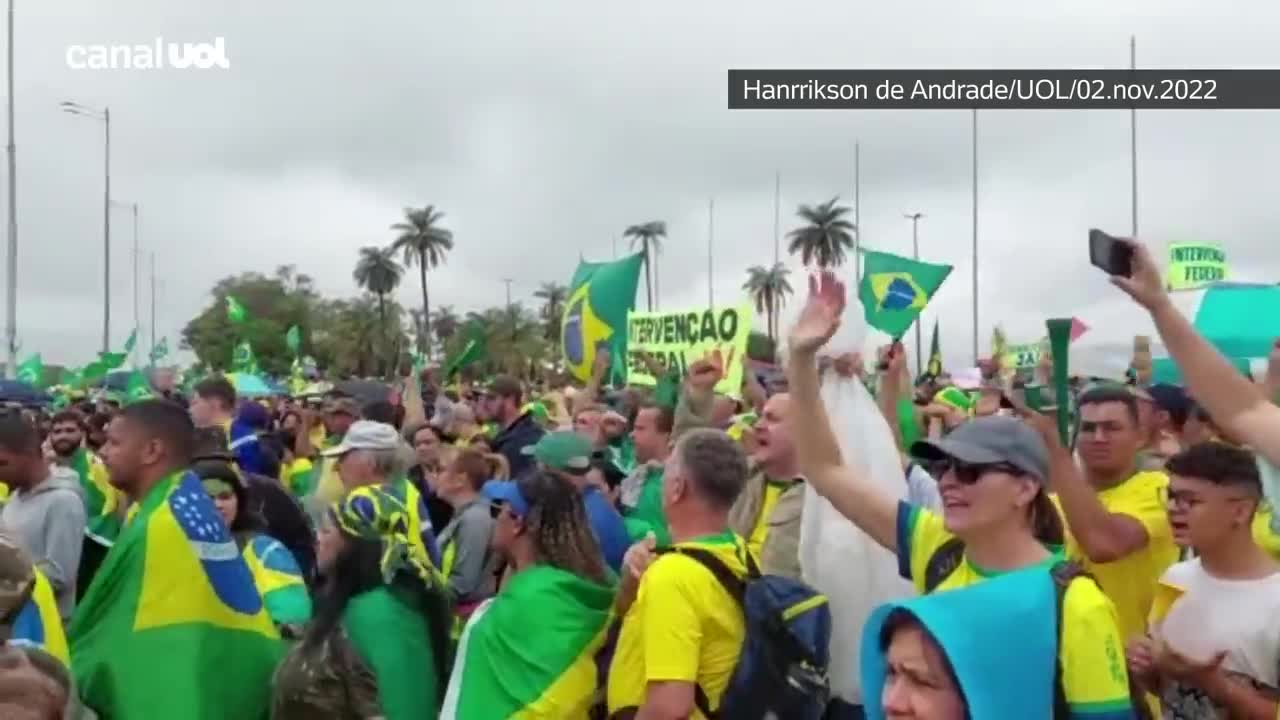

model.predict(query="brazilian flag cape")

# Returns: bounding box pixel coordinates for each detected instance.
[70,471,284,719]
[441,564,615,718]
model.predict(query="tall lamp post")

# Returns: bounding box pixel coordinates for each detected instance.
[904,212,925,377]
[60,100,111,353]
[4,0,17,377]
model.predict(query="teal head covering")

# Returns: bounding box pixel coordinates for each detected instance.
[860,565,1061,719]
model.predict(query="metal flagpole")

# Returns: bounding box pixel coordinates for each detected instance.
[149,252,156,366]
[102,107,111,353]
[972,108,980,364]
[853,142,861,287]
[1130,36,1138,238]
[772,170,780,264]
[4,0,17,378]
[707,198,714,308]
[904,212,925,377]
[132,203,139,367]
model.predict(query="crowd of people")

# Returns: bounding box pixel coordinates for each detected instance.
[0,238,1275,718]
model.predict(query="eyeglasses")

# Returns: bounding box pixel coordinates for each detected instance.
[940,459,1026,486]
[1166,489,1256,511]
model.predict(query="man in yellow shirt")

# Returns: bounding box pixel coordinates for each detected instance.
[608,429,751,720]
[1055,385,1179,645]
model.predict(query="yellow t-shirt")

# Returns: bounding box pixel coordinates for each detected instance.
[1059,470,1179,644]
[746,481,788,562]
[897,502,1134,714]
[1253,501,1280,562]
[607,531,750,719]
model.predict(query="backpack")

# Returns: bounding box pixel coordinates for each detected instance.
[921,541,1153,720]
[657,545,832,720]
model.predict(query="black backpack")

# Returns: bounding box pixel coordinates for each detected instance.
[659,546,831,720]
[922,540,1152,720]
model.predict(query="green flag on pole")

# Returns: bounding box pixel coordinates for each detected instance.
[97,348,126,366]
[16,354,42,386]
[125,371,153,403]
[285,325,301,355]
[226,296,248,324]
[232,341,258,374]
[123,330,138,354]
[926,321,943,378]
[150,338,169,363]
[858,249,953,339]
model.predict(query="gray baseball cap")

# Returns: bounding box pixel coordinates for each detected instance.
[910,415,1049,483]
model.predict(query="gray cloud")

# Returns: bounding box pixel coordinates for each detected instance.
[5,0,1278,373]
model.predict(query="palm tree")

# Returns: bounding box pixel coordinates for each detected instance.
[623,221,667,311]
[352,246,404,375]
[534,282,568,340]
[786,197,856,268]
[390,206,454,357]
[742,262,794,342]
[431,305,460,346]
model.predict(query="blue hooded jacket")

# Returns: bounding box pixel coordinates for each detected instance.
[860,565,1062,719]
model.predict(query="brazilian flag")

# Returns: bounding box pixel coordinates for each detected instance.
[71,471,283,718]
[859,249,952,339]
[561,252,644,382]
[926,320,943,378]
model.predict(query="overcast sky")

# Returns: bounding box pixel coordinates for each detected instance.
[7,0,1279,370]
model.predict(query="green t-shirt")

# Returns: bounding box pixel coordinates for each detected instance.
[622,465,671,546]
[344,587,441,720]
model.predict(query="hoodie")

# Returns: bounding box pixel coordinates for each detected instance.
[0,466,87,621]
[860,565,1061,720]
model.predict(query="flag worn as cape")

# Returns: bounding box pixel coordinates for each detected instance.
[858,249,952,339]
[242,535,311,626]
[70,471,283,719]
[441,564,615,718]
[11,569,69,667]
[561,252,644,383]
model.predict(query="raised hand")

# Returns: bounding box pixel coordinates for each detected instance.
[789,271,846,355]
[689,348,726,393]
[1110,240,1169,312]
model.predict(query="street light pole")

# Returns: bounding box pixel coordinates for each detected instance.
[61,100,112,353]
[4,0,17,378]
[904,212,925,377]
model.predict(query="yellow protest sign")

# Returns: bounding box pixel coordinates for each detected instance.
[626,302,753,395]
[1167,243,1227,290]
[1003,342,1043,369]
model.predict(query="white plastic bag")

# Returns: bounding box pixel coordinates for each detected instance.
[785,290,916,705]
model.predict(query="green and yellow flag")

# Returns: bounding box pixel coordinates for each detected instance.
[441,565,615,718]
[71,471,283,719]
[150,337,169,363]
[226,295,248,324]
[561,252,644,382]
[926,320,943,378]
[124,329,138,354]
[285,325,301,355]
[232,341,258,374]
[70,447,124,546]
[858,249,952,339]
[16,353,42,386]
[125,371,153,403]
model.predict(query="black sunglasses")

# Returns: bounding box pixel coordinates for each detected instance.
[939,459,1026,485]
[488,501,506,520]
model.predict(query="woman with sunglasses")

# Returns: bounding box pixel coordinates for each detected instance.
[440,471,616,719]
[272,485,453,720]
[788,272,1139,719]
[191,455,312,630]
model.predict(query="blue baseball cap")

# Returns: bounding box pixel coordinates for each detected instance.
[481,480,529,518]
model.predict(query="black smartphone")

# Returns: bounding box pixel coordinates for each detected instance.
[1089,229,1133,277]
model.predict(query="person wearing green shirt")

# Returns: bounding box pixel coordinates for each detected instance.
[618,403,673,546]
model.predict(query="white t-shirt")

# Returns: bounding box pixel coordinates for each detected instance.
[1153,558,1280,718]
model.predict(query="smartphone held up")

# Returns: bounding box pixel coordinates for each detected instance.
[1088,228,1134,278]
